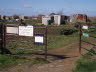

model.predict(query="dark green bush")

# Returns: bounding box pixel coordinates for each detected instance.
[60,28,78,35]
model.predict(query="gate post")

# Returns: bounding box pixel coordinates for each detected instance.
[1,24,11,54]
[3,24,6,54]
[1,24,5,54]
[45,26,48,59]
[79,23,82,55]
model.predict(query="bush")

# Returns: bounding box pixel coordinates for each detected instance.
[60,28,78,35]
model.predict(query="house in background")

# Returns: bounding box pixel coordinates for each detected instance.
[38,15,45,21]
[0,15,5,20]
[70,14,87,23]
[52,15,61,25]
[42,15,61,25]
[42,14,69,25]
[42,15,51,25]
[5,16,10,20]
[32,16,38,20]
[19,16,24,20]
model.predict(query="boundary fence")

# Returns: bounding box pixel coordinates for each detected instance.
[0,24,48,59]
[0,23,80,60]
[79,24,96,55]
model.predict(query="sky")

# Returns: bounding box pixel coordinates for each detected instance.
[0,0,96,16]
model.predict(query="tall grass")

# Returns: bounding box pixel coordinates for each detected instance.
[74,48,96,72]
[47,35,79,50]
[0,55,48,69]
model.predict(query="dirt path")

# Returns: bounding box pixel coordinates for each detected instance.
[1,41,93,72]
[48,40,79,56]
[48,41,78,52]
[8,57,79,72]
[7,41,80,72]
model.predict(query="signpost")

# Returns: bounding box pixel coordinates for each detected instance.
[82,25,89,37]
[4,24,48,59]
[83,33,89,37]
[19,26,33,36]
[6,27,18,34]
[82,26,88,29]
[80,25,96,55]
[34,26,48,59]
[34,34,44,45]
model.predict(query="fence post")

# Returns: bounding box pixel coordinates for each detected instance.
[4,24,6,53]
[1,24,5,54]
[0,24,3,54]
[45,26,48,59]
[79,24,82,55]
[1,24,11,54]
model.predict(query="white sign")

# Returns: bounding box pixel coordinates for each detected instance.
[19,26,33,36]
[82,26,88,29]
[6,27,18,34]
[35,36,44,43]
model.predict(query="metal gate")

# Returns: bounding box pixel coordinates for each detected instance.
[0,24,4,54]
[0,24,48,59]
[0,24,79,61]
[79,24,96,55]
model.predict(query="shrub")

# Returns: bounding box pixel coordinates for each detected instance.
[60,28,78,35]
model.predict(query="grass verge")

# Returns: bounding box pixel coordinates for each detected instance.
[0,55,48,70]
[47,35,79,50]
[73,48,96,72]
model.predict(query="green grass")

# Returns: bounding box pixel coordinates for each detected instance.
[47,35,79,50]
[10,49,38,55]
[0,21,20,25]
[74,58,96,72]
[0,55,48,69]
[33,34,79,51]
[73,48,96,72]
[0,20,43,26]
[0,55,18,69]
[7,34,79,54]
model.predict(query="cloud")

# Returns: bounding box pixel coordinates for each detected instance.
[23,4,32,8]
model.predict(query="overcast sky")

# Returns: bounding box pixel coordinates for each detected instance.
[0,0,96,16]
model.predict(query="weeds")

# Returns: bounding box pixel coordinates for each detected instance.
[0,55,48,69]
[74,48,96,72]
